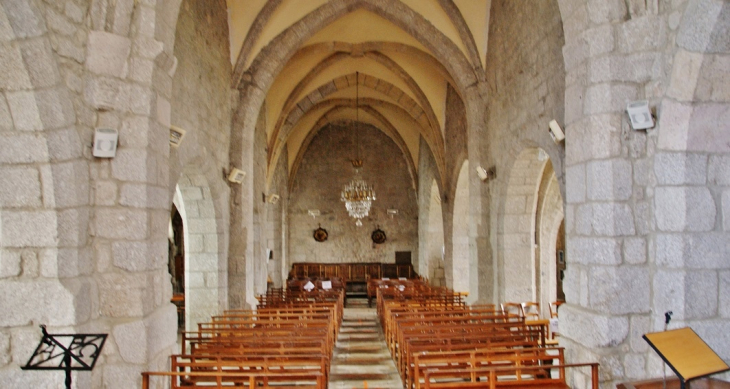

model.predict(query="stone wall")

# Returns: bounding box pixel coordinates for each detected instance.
[556,0,730,387]
[170,0,231,330]
[484,0,566,303]
[288,123,418,267]
[0,0,188,387]
[417,137,445,285]
[265,151,289,288]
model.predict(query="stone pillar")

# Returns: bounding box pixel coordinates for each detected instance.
[228,85,262,309]
[465,83,494,304]
[558,0,730,386]
[559,1,654,386]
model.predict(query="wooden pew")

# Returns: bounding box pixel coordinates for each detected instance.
[420,361,599,388]
[142,370,325,389]
[144,288,341,389]
[411,347,563,389]
[403,332,545,386]
[169,353,329,387]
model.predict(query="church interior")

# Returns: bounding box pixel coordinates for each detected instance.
[0,0,728,388]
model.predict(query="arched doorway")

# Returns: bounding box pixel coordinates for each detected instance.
[501,148,564,308]
[535,158,564,318]
[173,168,222,331]
[169,204,185,330]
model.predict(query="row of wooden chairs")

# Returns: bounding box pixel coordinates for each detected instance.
[500,301,563,319]
[141,289,344,389]
[376,283,597,389]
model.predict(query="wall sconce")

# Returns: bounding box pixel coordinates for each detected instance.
[92,128,118,158]
[227,168,245,184]
[387,209,398,218]
[476,166,496,182]
[548,120,565,143]
[308,209,320,218]
[626,100,655,130]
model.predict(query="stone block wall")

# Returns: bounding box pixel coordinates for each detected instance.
[170,0,232,330]
[484,0,566,303]
[556,0,730,386]
[288,123,418,267]
[417,136,445,285]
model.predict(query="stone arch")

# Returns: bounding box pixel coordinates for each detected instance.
[172,166,224,331]
[425,179,445,287]
[658,0,730,153]
[239,1,478,93]
[286,109,418,193]
[499,148,547,303]
[451,160,475,302]
[233,0,482,174]
[230,2,489,310]
[268,71,445,187]
[535,160,564,318]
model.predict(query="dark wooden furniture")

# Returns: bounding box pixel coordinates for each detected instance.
[289,262,416,295]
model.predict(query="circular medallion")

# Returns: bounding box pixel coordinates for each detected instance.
[313,226,328,242]
[371,228,386,244]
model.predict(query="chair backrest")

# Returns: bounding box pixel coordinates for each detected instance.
[522,302,540,319]
[549,301,563,318]
[500,302,524,318]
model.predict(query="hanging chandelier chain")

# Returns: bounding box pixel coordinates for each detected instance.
[341,70,375,226]
[355,71,360,163]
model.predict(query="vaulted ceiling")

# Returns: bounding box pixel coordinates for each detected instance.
[225,1,490,187]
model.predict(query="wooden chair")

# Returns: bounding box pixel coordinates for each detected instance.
[522,301,540,319]
[501,302,524,318]
[549,301,563,318]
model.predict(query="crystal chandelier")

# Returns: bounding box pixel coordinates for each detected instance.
[341,72,375,227]
[341,160,376,226]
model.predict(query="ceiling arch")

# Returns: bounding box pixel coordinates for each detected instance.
[287,113,418,194]
[226,0,488,190]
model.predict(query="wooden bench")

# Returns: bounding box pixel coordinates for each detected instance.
[142,370,325,389]
[144,290,342,389]
[420,362,599,388]
[403,333,545,386]
[411,347,563,389]
[170,353,329,386]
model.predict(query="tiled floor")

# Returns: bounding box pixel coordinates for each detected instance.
[329,299,404,389]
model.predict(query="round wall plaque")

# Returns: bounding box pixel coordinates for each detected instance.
[371,228,386,244]
[313,226,328,242]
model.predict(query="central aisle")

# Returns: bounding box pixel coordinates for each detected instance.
[329,299,404,389]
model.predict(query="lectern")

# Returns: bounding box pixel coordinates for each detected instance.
[642,327,729,389]
[22,325,107,389]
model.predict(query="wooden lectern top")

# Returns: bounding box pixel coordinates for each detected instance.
[643,327,729,382]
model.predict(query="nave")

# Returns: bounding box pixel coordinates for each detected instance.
[143,279,598,388]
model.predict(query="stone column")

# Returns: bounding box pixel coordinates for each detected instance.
[559,1,655,386]
[228,85,262,309]
[465,83,494,304]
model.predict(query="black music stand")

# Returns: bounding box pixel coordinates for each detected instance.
[22,325,107,389]
[643,327,729,389]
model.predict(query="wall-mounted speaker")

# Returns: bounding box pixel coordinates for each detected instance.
[227,168,245,184]
[626,100,655,130]
[169,125,186,147]
[93,128,118,158]
[548,120,565,143]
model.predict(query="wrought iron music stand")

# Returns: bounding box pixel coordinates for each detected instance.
[643,327,730,389]
[22,325,107,389]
